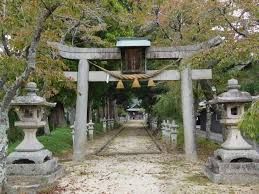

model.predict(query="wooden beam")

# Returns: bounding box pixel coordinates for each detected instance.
[48,36,223,60]
[64,69,212,82]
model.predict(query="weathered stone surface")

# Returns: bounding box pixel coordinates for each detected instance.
[181,67,197,161]
[214,149,259,163]
[49,36,223,60]
[7,149,52,164]
[14,127,45,152]
[7,157,58,176]
[88,129,94,141]
[162,128,171,144]
[221,129,253,150]
[204,157,259,184]
[73,59,89,161]
[6,165,63,194]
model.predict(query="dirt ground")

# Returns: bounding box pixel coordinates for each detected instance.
[53,121,259,194]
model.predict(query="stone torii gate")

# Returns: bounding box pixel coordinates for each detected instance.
[50,36,223,161]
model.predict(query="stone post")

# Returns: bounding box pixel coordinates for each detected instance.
[111,119,114,129]
[170,120,178,147]
[181,67,197,161]
[161,120,167,141]
[88,120,94,141]
[165,120,171,145]
[70,123,75,146]
[73,59,89,161]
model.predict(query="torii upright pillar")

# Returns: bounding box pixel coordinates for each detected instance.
[73,59,89,161]
[181,67,197,161]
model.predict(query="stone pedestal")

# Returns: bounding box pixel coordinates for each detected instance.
[88,120,94,141]
[170,131,177,147]
[88,130,94,141]
[204,129,259,184]
[170,120,178,148]
[162,129,171,144]
[221,129,252,150]
[15,121,45,152]
[204,149,259,184]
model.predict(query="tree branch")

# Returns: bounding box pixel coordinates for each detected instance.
[199,80,214,100]
[1,3,60,112]
[1,31,12,56]
[217,8,247,37]
[60,21,80,44]
[0,75,7,89]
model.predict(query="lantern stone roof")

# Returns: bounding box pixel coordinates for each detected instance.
[116,38,151,47]
[211,79,252,104]
[11,82,56,107]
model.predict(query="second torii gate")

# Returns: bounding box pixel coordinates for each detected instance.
[50,36,223,161]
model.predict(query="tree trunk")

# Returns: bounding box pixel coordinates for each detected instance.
[205,105,212,139]
[113,100,118,121]
[49,102,66,128]
[107,98,110,120]
[2,0,6,18]
[97,107,101,122]
[89,101,93,122]
[43,113,50,135]
[104,98,107,119]
[0,111,8,192]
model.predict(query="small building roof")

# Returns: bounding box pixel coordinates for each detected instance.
[127,108,145,112]
[116,38,151,47]
[127,108,141,112]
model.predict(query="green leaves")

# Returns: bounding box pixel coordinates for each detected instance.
[240,101,259,141]
[152,82,182,121]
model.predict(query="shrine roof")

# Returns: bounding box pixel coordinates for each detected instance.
[116,38,151,47]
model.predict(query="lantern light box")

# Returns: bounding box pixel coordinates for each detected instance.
[116,38,151,74]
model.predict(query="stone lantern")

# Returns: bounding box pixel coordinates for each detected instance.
[6,82,62,192]
[204,79,259,184]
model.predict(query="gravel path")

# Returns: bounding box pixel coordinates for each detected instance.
[53,121,259,194]
[98,123,160,155]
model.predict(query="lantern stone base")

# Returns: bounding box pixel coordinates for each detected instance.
[6,165,63,194]
[7,157,59,176]
[6,149,63,193]
[203,149,259,184]
[214,149,259,163]
[7,149,52,164]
